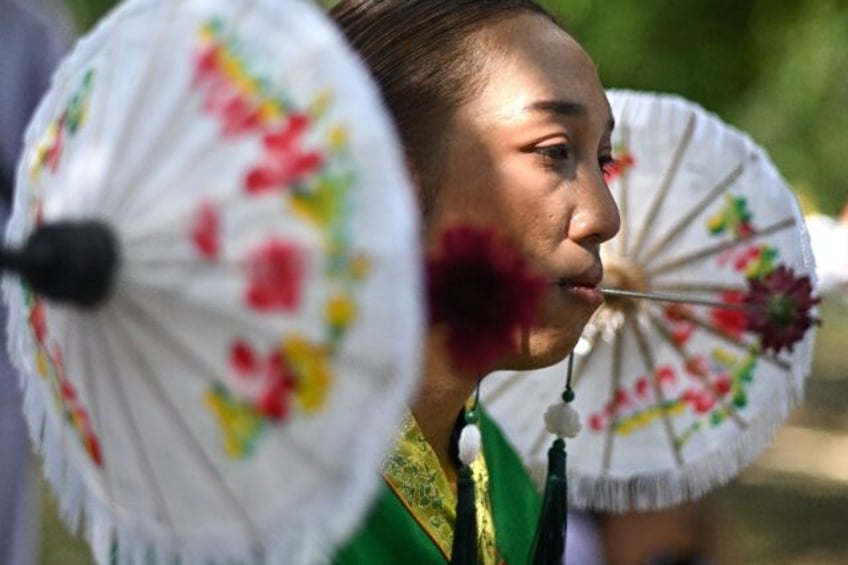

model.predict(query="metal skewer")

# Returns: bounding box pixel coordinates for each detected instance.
[600,287,750,312]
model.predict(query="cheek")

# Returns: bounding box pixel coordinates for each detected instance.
[500,191,569,261]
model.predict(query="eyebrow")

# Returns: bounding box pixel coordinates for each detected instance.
[525,99,616,132]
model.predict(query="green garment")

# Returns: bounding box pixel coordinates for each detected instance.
[334,410,541,564]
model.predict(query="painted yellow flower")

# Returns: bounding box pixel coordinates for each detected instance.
[205,387,265,459]
[35,350,50,378]
[290,180,339,228]
[326,294,357,332]
[258,100,284,124]
[281,335,332,413]
[309,91,333,120]
[327,125,348,152]
[28,124,59,180]
[349,254,371,281]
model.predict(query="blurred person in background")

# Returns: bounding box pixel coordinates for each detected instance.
[0,0,69,562]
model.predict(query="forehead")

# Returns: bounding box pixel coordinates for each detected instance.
[465,14,610,129]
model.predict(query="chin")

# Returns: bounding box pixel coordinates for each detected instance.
[496,326,581,372]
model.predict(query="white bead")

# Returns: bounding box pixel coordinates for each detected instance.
[544,402,581,439]
[458,423,482,466]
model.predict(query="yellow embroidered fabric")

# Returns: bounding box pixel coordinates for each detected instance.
[382,411,499,564]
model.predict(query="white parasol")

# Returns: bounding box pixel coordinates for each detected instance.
[3,0,421,562]
[482,90,818,512]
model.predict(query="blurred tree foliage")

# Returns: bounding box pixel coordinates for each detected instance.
[543,0,848,215]
[63,0,848,214]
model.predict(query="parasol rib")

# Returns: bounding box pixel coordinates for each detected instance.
[601,288,751,312]
[571,331,604,390]
[119,292,353,476]
[630,114,696,260]
[114,296,267,549]
[101,2,184,216]
[112,3,306,225]
[639,160,746,267]
[95,310,180,540]
[601,326,625,472]
[118,281,395,386]
[672,307,792,371]
[108,2,261,218]
[650,282,748,295]
[647,311,748,429]
[627,315,684,467]
[615,119,632,257]
[646,217,797,278]
[76,313,120,518]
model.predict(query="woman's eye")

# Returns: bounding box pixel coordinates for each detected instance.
[534,144,570,168]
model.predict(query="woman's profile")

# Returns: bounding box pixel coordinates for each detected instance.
[330,1,620,562]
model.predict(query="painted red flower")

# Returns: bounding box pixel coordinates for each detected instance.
[230,340,258,376]
[29,301,47,344]
[245,113,324,194]
[191,202,220,259]
[635,376,651,398]
[744,265,820,354]
[193,44,221,86]
[603,150,635,183]
[228,341,297,421]
[46,115,67,173]
[684,355,710,378]
[710,290,747,339]
[244,238,306,312]
[589,413,607,432]
[256,352,297,421]
[426,225,546,374]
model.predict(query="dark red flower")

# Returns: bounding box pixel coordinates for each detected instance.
[426,225,545,374]
[744,265,820,354]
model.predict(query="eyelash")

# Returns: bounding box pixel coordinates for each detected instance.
[599,155,615,176]
[534,145,616,177]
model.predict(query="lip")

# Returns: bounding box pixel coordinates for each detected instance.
[553,265,604,306]
[553,263,604,287]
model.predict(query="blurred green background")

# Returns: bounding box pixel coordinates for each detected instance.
[62,0,848,214]
[35,1,848,564]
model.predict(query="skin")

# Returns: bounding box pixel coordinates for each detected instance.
[412,13,621,484]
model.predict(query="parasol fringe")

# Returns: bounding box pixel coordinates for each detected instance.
[4,245,400,564]
[1,0,425,561]
[561,382,794,512]
[5,263,373,565]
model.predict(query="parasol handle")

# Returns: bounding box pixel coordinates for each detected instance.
[0,221,119,308]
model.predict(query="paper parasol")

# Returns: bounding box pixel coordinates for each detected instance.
[482,90,818,512]
[2,0,422,562]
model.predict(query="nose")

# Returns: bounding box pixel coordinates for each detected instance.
[568,166,621,245]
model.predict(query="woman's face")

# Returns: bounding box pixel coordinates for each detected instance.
[426,14,620,371]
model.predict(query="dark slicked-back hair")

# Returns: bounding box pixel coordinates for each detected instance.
[331,0,558,216]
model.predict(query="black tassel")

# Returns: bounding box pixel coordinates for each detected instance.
[531,438,567,565]
[451,464,477,565]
